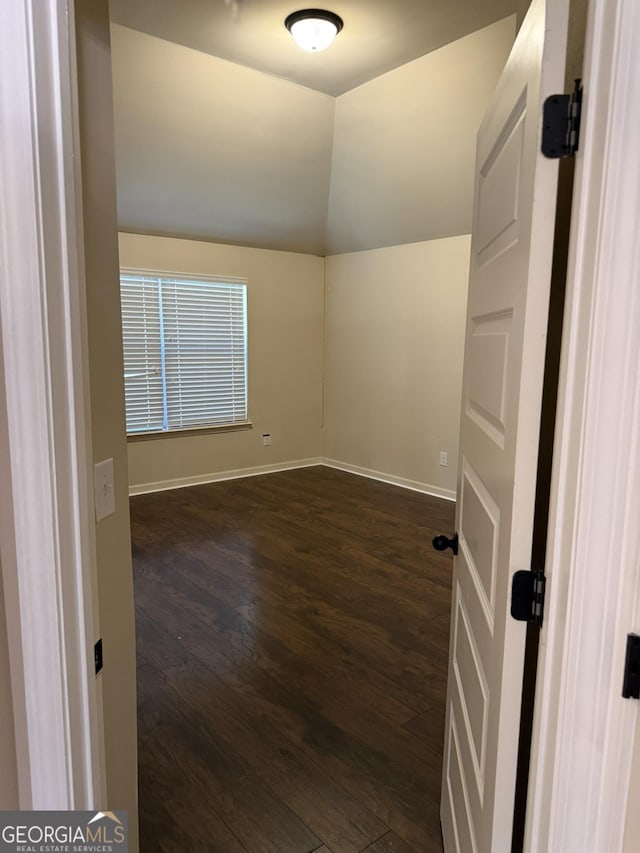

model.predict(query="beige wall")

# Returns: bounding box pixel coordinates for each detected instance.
[0,554,18,808]
[325,17,516,254]
[110,16,515,257]
[122,233,469,496]
[115,18,515,495]
[119,233,325,492]
[323,236,471,496]
[75,2,138,847]
[111,24,335,255]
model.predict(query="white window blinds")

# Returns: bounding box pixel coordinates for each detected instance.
[120,272,248,434]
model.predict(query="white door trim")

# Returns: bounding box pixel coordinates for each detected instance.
[0,0,104,808]
[526,0,640,849]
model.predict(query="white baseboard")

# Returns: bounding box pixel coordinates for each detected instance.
[128,457,324,496]
[321,458,456,502]
[129,456,457,501]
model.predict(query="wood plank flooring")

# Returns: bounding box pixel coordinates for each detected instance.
[131,466,455,853]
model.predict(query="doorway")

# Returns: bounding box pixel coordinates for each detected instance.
[109,4,522,851]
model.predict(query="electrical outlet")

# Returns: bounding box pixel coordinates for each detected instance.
[262,434,271,446]
[439,451,448,467]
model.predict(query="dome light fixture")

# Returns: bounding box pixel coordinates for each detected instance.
[285,9,344,52]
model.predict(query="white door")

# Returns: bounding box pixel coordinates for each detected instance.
[440,0,569,850]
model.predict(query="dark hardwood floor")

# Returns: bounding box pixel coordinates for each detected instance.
[131,465,455,853]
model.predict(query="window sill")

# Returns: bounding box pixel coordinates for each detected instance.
[127,421,253,442]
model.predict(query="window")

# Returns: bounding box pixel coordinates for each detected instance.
[120,271,248,435]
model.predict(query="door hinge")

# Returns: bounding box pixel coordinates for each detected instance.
[622,634,640,699]
[511,570,546,626]
[94,638,103,676]
[541,78,583,159]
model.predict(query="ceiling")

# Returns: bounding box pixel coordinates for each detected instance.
[109,0,519,96]
[109,1,521,255]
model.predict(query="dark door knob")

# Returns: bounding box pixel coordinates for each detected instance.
[432,532,459,555]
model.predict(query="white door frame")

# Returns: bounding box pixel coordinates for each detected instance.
[0,0,105,808]
[1,0,638,842]
[526,0,640,848]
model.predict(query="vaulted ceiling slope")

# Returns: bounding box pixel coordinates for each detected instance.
[110,15,516,256]
[109,0,519,97]
[326,15,516,254]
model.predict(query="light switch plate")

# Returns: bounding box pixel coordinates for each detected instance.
[94,458,115,522]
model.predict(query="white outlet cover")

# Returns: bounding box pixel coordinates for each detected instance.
[94,458,115,522]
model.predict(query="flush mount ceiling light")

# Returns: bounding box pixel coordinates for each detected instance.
[285,9,344,52]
